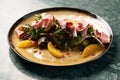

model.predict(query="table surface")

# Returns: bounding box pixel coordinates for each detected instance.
[0,0,120,80]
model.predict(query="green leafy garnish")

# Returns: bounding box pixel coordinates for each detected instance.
[35,14,42,20]
[22,27,28,33]
[87,27,104,47]
[87,27,94,35]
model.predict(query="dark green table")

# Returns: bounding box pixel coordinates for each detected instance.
[0,0,120,80]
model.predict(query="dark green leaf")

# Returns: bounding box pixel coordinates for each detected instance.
[25,23,32,27]
[22,27,28,33]
[35,14,42,20]
[55,19,59,24]
[87,27,94,35]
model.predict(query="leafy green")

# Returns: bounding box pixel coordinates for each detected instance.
[35,14,42,20]
[55,19,59,25]
[82,39,90,47]
[22,27,28,33]
[70,37,81,46]
[86,27,104,47]
[92,35,104,47]
[30,28,44,38]
[87,27,94,35]
[24,23,32,27]
[22,23,44,40]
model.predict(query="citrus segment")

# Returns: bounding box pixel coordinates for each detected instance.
[17,40,33,48]
[81,44,104,58]
[47,42,63,57]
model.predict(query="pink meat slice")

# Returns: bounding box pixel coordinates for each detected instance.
[15,25,25,38]
[76,22,89,32]
[94,30,110,43]
[76,22,89,36]
[32,14,54,28]
[66,22,74,30]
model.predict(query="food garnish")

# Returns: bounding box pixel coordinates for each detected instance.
[17,40,34,48]
[15,13,110,58]
[81,44,104,58]
[47,42,63,57]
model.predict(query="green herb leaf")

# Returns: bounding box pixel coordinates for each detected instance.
[92,35,104,47]
[55,19,59,24]
[82,39,90,47]
[87,27,94,35]
[25,23,31,27]
[35,14,42,20]
[22,27,28,33]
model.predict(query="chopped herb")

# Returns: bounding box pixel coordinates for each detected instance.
[55,19,59,24]
[22,27,28,33]
[87,27,94,35]
[25,23,32,27]
[35,14,42,20]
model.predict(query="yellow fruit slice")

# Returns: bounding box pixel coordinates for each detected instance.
[47,42,63,58]
[81,44,104,58]
[17,40,33,48]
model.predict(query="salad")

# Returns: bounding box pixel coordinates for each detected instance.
[15,13,110,58]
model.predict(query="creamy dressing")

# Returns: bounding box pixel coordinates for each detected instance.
[26,48,33,53]
[11,10,106,66]
[34,52,42,59]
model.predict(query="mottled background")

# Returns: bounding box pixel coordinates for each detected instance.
[0,0,120,80]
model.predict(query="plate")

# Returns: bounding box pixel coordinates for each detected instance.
[8,7,113,66]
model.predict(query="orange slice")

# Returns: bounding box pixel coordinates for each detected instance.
[17,40,34,48]
[47,42,63,57]
[81,44,104,58]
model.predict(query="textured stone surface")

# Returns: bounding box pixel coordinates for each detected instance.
[0,0,120,80]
